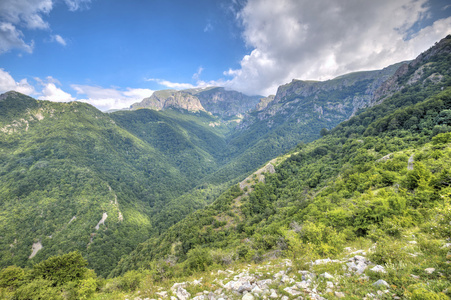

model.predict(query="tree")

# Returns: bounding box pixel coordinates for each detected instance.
[31,251,89,286]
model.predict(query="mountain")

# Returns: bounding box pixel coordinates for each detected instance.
[0,92,231,277]
[131,87,262,122]
[186,87,262,118]
[204,62,403,184]
[110,36,451,283]
[130,90,206,112]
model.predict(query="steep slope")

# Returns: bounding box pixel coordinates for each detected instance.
[110,108,227,184]
[188,87,262,118]
[130,90,206,112]
[206,63,402,184]
[0,92,227,277]
[111,36,451,277]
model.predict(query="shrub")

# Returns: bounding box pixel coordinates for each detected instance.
[31,251,89,287]
[0,265,25,290]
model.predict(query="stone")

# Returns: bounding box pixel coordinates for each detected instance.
[251,286,263,294]
[373,280,389,288]
[269,289,278,298]
[192,296,206,300]
[257,279,272,289]
[176,287,191,300]
[410,274,420,279]
[425,268,435,274]
[242,293,254,300]
[296,280,311,289]
[320,272,334,279]
[350,250,366,256]
[192,279,202,285]
[370,265,386,273]
[238,283,253,293]
[335,291,345,298]
[284,286,301,296]
[346,257,368,274]
[281,296,289,300]
[156,291,168,298]
[208,292,216,300]
[281,274,294,284]
[326,281,334,288]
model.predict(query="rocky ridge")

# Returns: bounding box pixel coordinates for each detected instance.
[372,34,451,104]
[131,90,206,112]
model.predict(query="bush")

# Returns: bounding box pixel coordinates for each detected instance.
[117,270,142,292]
[31,251,89,287]
[14,278,62,300]
[0,265,25,290]
[185,246,212,272]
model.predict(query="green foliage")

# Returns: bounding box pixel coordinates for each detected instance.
[0,266,25,290]
[31,251,89,286]
[185,247,213,272]
[13,278,62,300]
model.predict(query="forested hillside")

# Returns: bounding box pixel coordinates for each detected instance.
[0,92,231,276]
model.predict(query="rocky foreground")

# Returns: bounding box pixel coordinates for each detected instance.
[125,244,450,300]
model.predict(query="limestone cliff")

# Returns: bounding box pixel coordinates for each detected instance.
[130,90,206,112]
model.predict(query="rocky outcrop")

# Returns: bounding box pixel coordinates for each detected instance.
[190,87,262,118]
[256,95,275,111]
[131,90,206,112]
[372,35,451,104]
[130,87,262,117]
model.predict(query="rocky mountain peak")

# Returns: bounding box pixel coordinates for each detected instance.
[130,89,206,112]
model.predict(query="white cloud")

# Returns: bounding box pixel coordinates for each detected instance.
[144,67,221,91]
[0,0,90,54]
[0,22,34,53]
[0,68,35,94]
[64,0,91,11]
[35,76,74,102]
[0,0,52,30]
[72,84,154,111]
[52,34,66,46]
[223,0,451,95]
[146,78,196,90]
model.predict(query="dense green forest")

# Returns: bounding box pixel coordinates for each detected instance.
[0,35,450,299]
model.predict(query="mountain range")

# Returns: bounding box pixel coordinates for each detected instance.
[0,35,450,299]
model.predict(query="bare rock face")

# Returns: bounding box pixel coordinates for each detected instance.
[191,87,262,117]
[372,35,451,104]
[131,90,206,112]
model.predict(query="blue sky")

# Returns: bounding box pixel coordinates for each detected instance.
[0,0,450,110]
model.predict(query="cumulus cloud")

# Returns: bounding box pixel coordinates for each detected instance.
[0,0,52,30]
[35,76,74,102]
[0,22,34,53]
[0,0,90,54]
[224,0,451,95]
[0,68,35,94]
[72,84,154,111]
